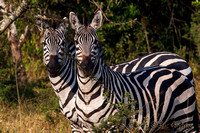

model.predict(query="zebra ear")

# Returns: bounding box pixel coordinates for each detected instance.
[69,12,81,30]
[62,17,69,28]
[58,17,69,33]
[90,10,103,30]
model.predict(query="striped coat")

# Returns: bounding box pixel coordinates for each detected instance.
[69,10,199,132]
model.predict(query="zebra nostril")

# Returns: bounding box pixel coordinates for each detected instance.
[46,63,50,68]
[46,55,62,75]
[79,56,94,76]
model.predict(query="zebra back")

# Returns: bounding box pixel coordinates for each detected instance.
[110,51,193,85]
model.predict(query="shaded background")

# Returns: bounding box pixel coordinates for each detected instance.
[0,0,200,132]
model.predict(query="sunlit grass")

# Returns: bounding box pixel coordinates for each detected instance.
[0,102,71,133]
[194,78,200,114]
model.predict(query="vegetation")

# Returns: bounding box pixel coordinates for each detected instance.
[0,0,200,132]
[93,92,139,132]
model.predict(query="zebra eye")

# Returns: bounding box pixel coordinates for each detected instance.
[93,46,97,50]
[76,46,79,51]
[94,40,98,44]
[42,42,46,46]
[75,40,79,45]
[60,42,65,47]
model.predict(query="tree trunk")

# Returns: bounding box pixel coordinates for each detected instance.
[141,18,151,54]
[8,22,29,86]
[0,0,29,86]
[198,23,200,56]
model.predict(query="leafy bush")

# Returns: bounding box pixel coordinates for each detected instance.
[93,93,141,132]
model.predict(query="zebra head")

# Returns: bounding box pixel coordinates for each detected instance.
[39,17,69,77]
[69,11,103,76]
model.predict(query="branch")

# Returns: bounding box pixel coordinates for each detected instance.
[89,0,137,26]
[0,0,30,35]
[0,0,6,14]
[7,20,18,43]
[141,18,151,53]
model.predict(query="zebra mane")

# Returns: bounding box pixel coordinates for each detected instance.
[97,44,105,65]
[83,10,89,26]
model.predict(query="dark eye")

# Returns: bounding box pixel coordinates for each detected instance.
[93,45,97,50]
[61,41,65,46]
[42,42,46,46]
[75,40,79,44]
[94,40,98,44]
[76,46,79,51]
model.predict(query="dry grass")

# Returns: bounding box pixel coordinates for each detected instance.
[194,77,200,115]
[0,103,71,133]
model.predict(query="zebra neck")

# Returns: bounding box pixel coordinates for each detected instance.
[76,58,118,126]
[76,57,120,104]
[78,56,127,103]
[77,58,103,92]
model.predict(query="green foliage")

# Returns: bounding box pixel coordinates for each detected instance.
[93,93,140,132]
[183,9,200,58]
[22,34,47,81]
[192,0,200,8]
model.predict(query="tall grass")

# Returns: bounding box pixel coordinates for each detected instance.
[0,101,71,133]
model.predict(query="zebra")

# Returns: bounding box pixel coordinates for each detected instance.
[69,10,199,132]
[36,17,82,132]
[37,14,195,132]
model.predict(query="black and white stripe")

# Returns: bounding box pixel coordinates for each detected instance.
[69,11,199,132]
[40,22,83,132]
[110,52,194,85]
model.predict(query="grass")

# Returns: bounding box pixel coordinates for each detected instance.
[0,103,71,133]
[0,100,71,133]
[0,81,72,133]
[194,77,200,115]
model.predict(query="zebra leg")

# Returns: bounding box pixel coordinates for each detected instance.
[70,123,84,133]
[172,102,199,132]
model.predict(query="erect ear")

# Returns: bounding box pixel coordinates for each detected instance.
[69,12,81,30]
[62,17,69,28]
[90,10,103,30]
[58,17,69,33]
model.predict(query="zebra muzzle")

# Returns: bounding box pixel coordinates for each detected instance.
[79,56,94,76]
[46,55,61,77]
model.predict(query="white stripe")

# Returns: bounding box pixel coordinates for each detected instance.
[127,77,143,124]
[131,53,158,71]
[162,86,195,125]
[160,58,187,66]
[135,71,150,128]
[158,74,185,123]
[142,68,167,122]
[144,53,177,67]
[171,97,196,119]
[179,67,192,77]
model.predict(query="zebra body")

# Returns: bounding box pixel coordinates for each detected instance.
[40,22,81,131]
[111,51,193,85]
[69,11,199,132]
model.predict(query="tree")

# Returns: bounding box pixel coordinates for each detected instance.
[0,0,30,85]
